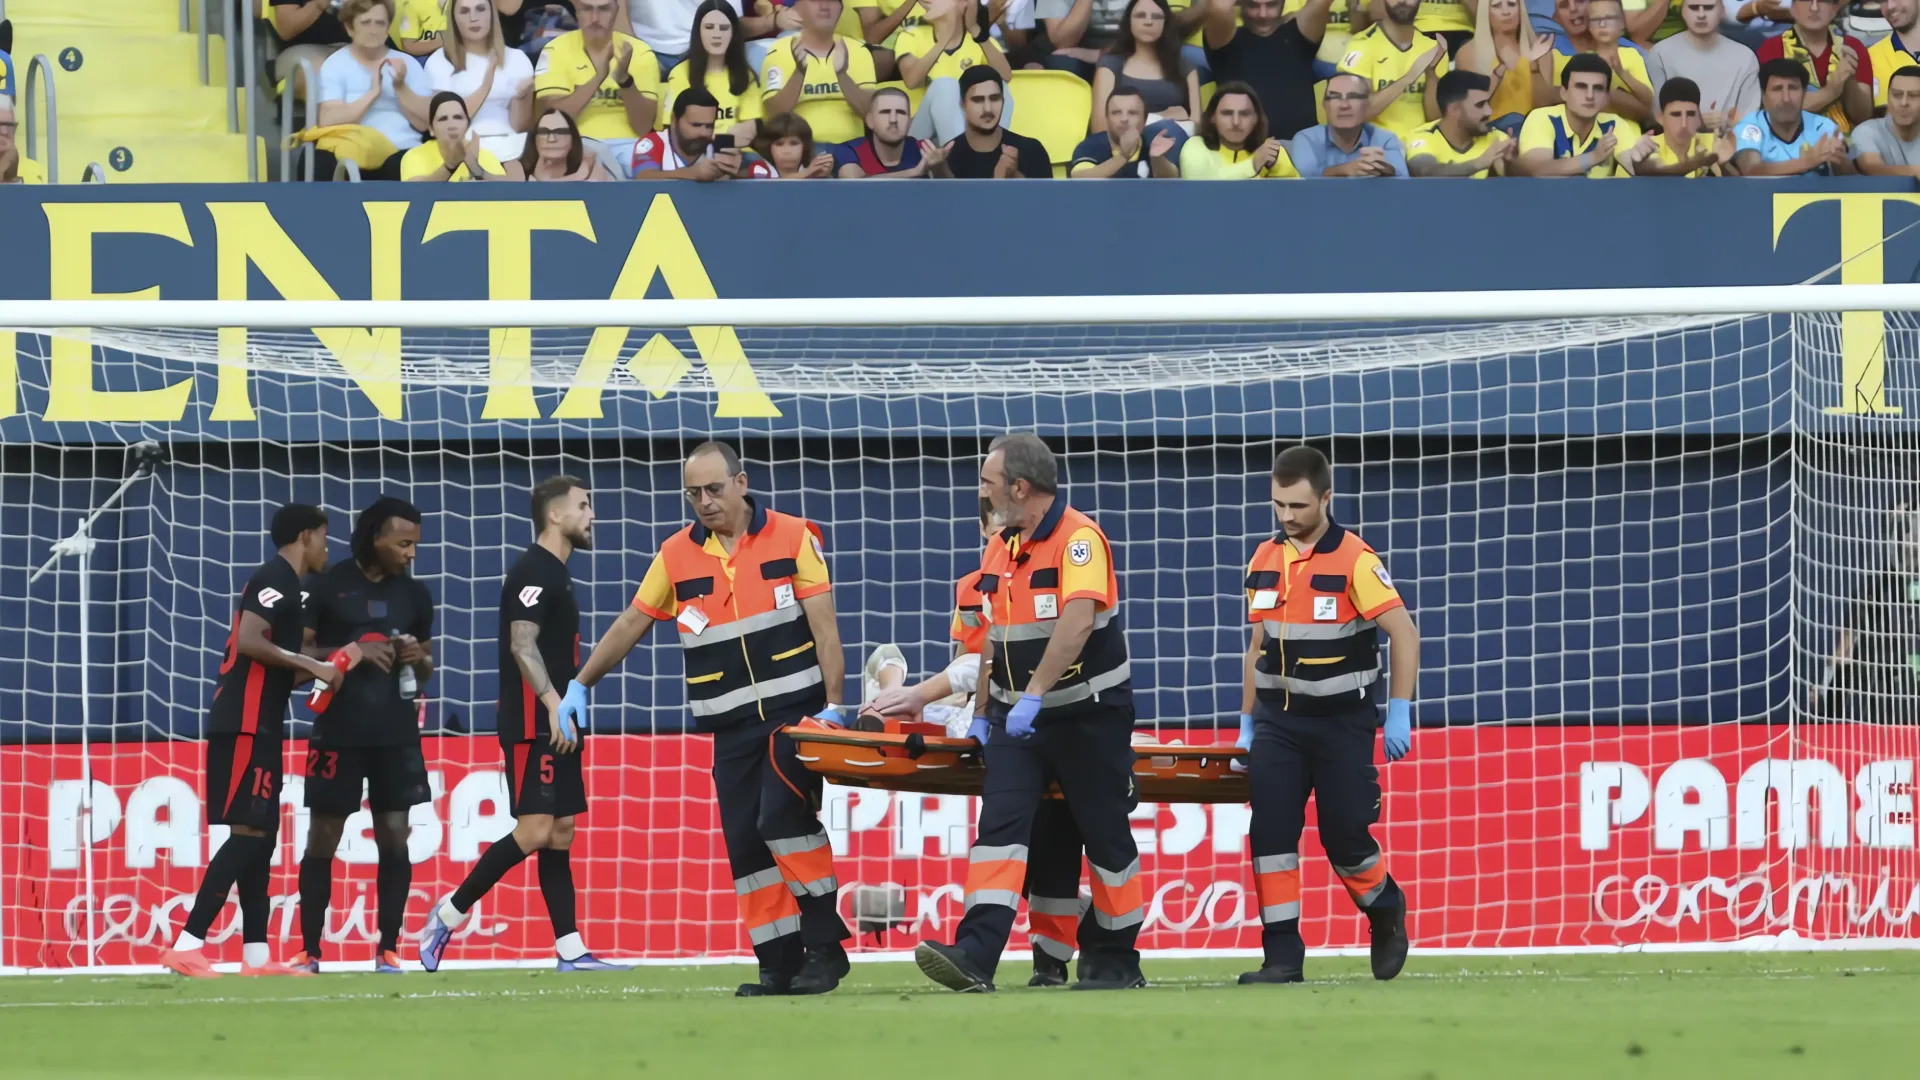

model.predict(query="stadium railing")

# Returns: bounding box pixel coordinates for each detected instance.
[81,161,107,182]
[335,157,361,181]
[23,52,56,184]
[279,56,317,182]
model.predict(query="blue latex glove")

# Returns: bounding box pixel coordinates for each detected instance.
[966,714,989,746]
[1384,699,1413,762]
[815,704,847,728]
[556,680,589,743]
[1230,712,1254,773]
[1005,693,1043,740]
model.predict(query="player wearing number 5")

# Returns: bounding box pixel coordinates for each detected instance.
[419,477,625,973]
[563,442,855,996]
[1236,445,1417,985]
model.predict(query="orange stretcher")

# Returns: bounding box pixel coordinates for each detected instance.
[782,720,1248,803]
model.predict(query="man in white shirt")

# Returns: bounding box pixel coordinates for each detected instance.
[1646,0,1761,130]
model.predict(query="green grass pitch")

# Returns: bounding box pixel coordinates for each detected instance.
[5,952,1917,1078]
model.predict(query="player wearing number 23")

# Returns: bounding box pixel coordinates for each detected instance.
[915,434,1146,994]
[1236,445,1419,985]
[564,441,854,997]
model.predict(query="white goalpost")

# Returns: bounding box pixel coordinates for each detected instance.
[2,286,1916,974]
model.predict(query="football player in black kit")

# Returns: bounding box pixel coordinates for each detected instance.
[294,496,436,974]
[419,476,625,971]
[160,504,343,979]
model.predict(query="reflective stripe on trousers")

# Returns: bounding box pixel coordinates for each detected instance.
[1088,857,1144,931]
[767,831,839,897]
[1333,850,1389,908]
[734,866,802,944]
[687,665,825,719]
[988,660,1132,708]
[963,843,1029,911]
[1253,852,1301,923]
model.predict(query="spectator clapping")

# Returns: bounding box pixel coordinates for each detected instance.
[834,86,947,174]
[1177,81,1296,176]
[506,107,619,179]
[316,0,436,180]
[401,90,508,178]
[1621,76,1730,176]
[533,0,662,176]
[426,0,537,160]
[665,0,767,145]
[1853,66,1920,176]
[1732,57,1852,175]
[761,0,879,144]
[1647,0,1760,131]
[1070,86,1180,176]
[1336,0,1448,140]
[1406,69,1513,176]
[1515,51,1638,176]
[751,111,838,176]
[1753,0,1870,133]
[942,67,1053,177]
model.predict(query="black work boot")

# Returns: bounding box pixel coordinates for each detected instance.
[1240,929,1305,984]
[914,941,995,993]
[789,943,851,995]
[1029,951,1070,987]
[1368,904,1409,981]
[735,968,794,997]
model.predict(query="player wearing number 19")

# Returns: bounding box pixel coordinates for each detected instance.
[159,504,342,979]
[562,442,855,996]
[1235,445,1418,985]
[419,477,626,972]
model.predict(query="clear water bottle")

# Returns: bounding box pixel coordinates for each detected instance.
[392,632,419,698]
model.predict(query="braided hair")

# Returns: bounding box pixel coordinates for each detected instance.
[352,496,422,569]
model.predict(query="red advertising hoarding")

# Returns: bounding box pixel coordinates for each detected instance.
[4,726,1916,969]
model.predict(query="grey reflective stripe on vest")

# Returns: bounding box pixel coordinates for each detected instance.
[1279,618,1375,641]
[1280,667,1379,697]
[747,914,802,944]
[678,601,807,648]
[687,665,825,718]
[989,660,1132,707]
[988,604,1119,643]
[1254,670,1286,690]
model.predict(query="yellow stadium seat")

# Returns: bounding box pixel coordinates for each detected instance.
[1008,70,1091,165]
[1200,81,1215,108]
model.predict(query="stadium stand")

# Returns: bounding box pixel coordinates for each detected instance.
[4,0,255,182]
[0,0,1914,180]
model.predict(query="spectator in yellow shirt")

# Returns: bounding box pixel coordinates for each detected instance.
[401,91,510,178]
[1621,75,1729,175]
[663,0,767,143]
[1456,0,1555,135]
[1869,0,1920,110]
[1337,0,1447,140]
[897,0,1015,143]
[390,0,448,58]
[1554,0,1653,122]
[533,0,662,176]
[852,0,928,78]
[1406,69,1515,174]
[1177,80,1299,175]
[1515,51,1641,175]
[761,0,880,145]
[0,98,47,184]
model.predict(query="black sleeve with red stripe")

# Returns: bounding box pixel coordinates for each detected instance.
[206,558,302,737]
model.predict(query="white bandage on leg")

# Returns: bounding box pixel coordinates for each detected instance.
[942,652,981,696]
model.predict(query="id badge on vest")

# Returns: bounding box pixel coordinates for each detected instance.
[773,582,796,609]
[678,603,711,636]
[1034,594,1058,620]
[1313,596,1339,621]
[1251,589,1279,611]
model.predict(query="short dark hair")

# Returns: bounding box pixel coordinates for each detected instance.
[1560,51,1614,89]
[987,433,1058,495]
[352,496,422,567]
[271,503,329,547]
[1435,69,1490,112]
[870,85,910,111]
[1658,76,1701,110]
[1105,85,1147,112]
[674,86,719,119]
[1272,445,1333,496]
[688,440,743,475]
[1890,65,1920,94]
[427,91,468,126]
[959,64,1004,97]
[753,110,816,163]
[531,475,586,530]
[1759,57,1809,91]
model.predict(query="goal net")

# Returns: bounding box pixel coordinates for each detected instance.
[2,291,1916,972]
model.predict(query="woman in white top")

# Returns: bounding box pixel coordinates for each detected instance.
[316,0,436,180]
[424,0,535,160]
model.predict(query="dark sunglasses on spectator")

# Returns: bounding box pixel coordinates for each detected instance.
[537,127,570,137]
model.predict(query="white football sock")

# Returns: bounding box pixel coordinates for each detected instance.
[172,931,204,952]
[243,942,270,968]
[437,898,470,930]
[555,933,587,961]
